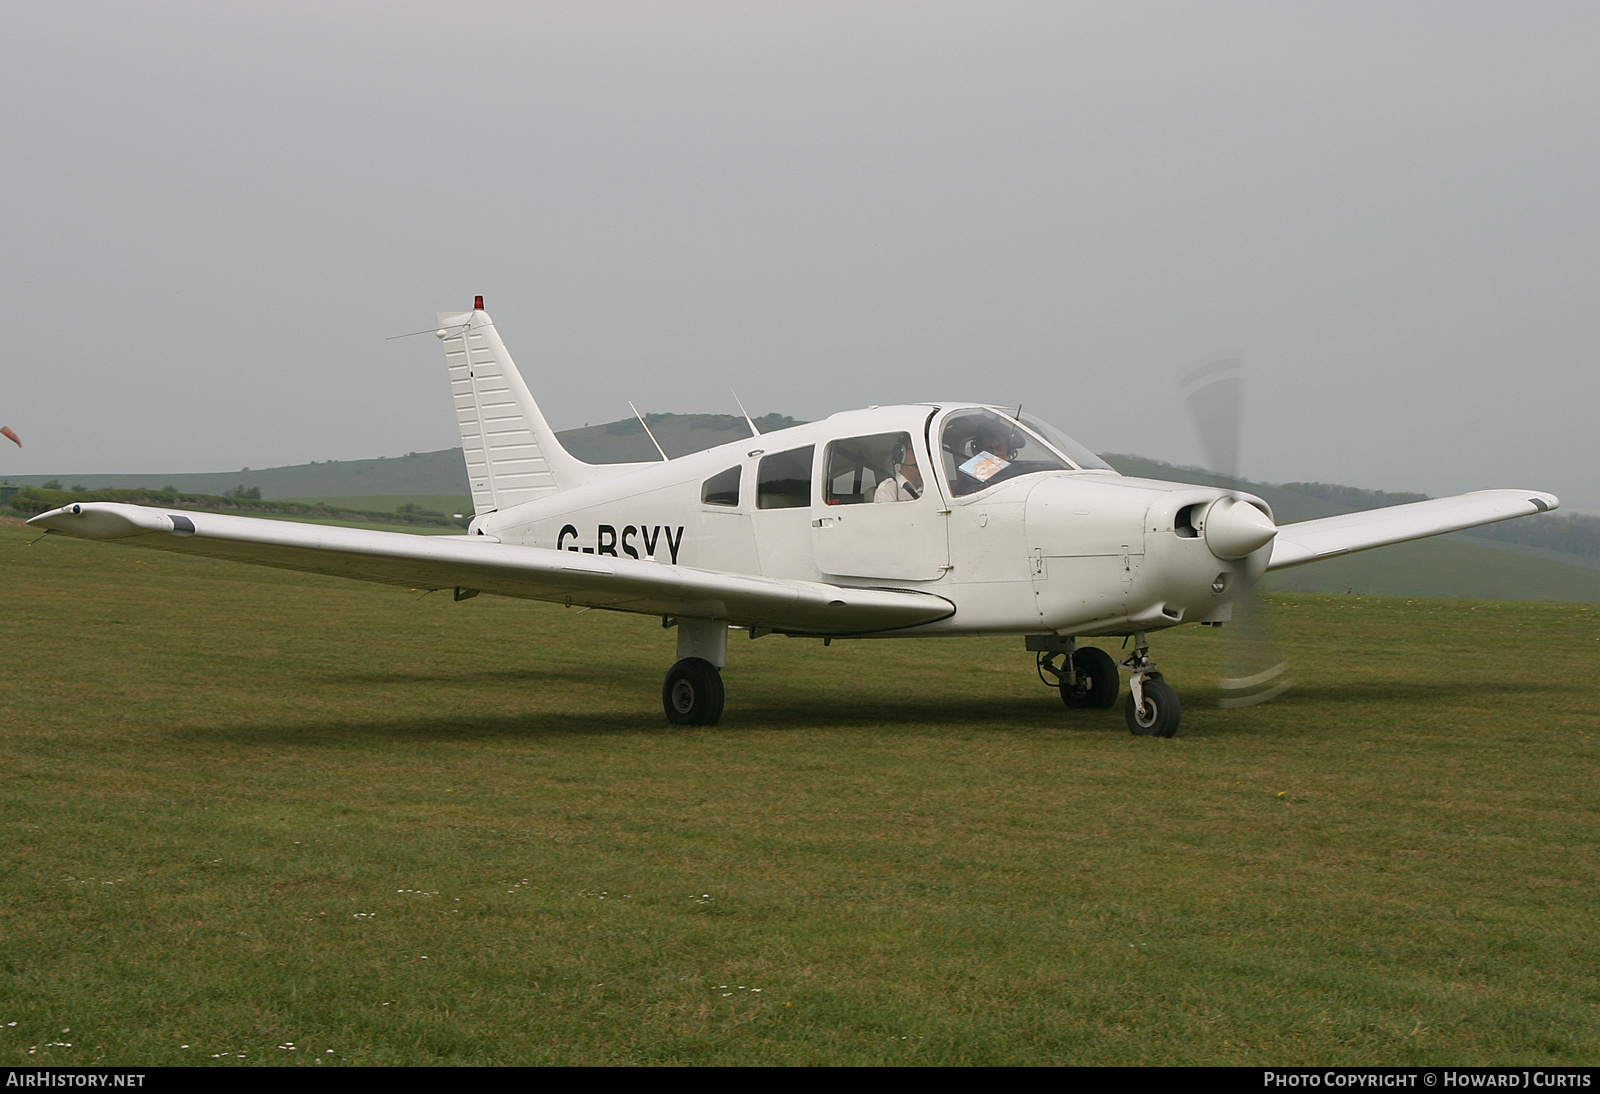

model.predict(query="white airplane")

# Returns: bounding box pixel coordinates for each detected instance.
[28,297,1559,736]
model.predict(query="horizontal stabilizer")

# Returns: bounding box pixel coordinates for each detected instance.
[1267,489,1559,571]
[28,503,955,636]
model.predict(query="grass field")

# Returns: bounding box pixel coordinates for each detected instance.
[3,521,1598,1066]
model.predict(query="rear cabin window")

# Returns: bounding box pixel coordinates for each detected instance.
[756,446,814,509]
[701,466,741,507]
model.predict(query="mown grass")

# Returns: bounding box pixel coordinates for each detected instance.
[2,523,1597,1066]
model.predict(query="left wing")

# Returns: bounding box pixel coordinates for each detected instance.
[1267,489,1559,571]
[26,503,955,635]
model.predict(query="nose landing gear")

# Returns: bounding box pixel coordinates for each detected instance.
[1031,632,1183,737]
[1123,633,1180,737]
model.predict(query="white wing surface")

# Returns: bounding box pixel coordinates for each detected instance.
[26,503,954,635]
[1267,490,1559,571]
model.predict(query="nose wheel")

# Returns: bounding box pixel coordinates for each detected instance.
[1123,634,1181,737]
[1126,673,1180,737]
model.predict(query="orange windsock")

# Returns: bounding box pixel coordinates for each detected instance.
[0,426,18,448]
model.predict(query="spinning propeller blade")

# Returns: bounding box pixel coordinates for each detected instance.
[1179,355,1242,481]
[1180,354,1289,708]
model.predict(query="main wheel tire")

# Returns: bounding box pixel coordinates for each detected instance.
[1125,676,1181,737]
[662,657,725,726]
[1059,646,1119,710]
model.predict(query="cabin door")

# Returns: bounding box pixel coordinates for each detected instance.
[811,430,949,582]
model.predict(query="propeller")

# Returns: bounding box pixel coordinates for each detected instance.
[1179,354,1289,708]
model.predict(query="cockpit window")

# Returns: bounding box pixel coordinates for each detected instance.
[938,408,1076,497]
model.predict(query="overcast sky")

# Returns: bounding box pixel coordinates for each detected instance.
[4,2,1596,510]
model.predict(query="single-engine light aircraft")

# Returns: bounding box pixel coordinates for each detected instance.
[29,298,1559,736]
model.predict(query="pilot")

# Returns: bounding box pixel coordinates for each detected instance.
[874,439,923,502]
[972,425,1014,461]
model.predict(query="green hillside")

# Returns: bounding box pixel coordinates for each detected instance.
[0,413,799,499]
[1,448,470,499]
[8,418,1596,602]
[557,412,801,463]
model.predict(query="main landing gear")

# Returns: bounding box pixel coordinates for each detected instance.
[1031,632,1182,737]
[663,657,724,725]
[661,619,728,726]
[1037,642,1120,710]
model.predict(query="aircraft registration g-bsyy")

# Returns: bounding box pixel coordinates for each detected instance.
[30,298,1559,736]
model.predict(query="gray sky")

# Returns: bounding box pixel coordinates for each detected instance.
[4,2,1597,510]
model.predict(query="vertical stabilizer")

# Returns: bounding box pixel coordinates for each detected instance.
[437,300,595,515]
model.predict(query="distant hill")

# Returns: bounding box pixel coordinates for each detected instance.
[555,412,803,463]
[0,413,801,500]
[8,417,1596,602]
[5,485,464,530]
[2,448,471,500]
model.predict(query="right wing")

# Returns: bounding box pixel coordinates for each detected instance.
[26,502,955,636]
[1267,489,1559,571]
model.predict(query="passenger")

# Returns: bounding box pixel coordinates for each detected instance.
[874,440,923,502]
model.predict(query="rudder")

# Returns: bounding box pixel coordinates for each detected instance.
[437,298,594,515]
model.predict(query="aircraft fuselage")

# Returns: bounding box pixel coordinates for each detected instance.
[472,403,1268,639]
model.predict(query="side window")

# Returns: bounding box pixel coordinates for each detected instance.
[701,466,740,507]
[756,446,814,509]
[825,432,914,504]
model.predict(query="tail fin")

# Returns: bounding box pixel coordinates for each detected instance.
[437,299,596,515]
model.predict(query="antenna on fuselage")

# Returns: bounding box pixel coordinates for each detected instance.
[732,390,761,437]
[629,401,669,462]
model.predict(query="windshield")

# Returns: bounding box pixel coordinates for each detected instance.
[938,408,1078,497]
[1017,411,1113,471]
